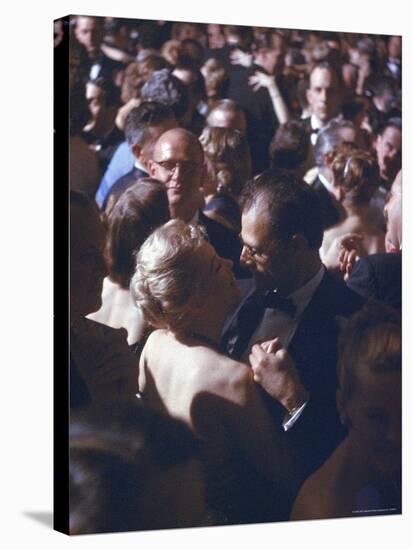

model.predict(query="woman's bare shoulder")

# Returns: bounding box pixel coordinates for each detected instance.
[290,467,331,521]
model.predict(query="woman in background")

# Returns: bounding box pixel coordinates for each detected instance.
[131,219,286,524]
[89,178,169,345]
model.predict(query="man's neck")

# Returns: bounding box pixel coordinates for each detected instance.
[275,256,323,297]
[170,194,204,223]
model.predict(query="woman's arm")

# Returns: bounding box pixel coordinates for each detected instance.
[248,71,290,125]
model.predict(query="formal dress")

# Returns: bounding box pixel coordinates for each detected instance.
[312,175,341,229]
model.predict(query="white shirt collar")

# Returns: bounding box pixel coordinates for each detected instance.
[310,114,322,131]
[318,172,334,194]
[134,159,147,173]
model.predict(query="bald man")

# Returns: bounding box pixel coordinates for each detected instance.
[149,128,247,278]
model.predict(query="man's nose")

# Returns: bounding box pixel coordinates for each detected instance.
[240,246,251,265]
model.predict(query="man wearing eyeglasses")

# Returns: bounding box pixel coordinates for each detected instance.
[222,169,364,517]
[149,127,247,278]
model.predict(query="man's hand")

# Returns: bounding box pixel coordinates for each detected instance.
[230,48,253,67]
[249,339,309,412]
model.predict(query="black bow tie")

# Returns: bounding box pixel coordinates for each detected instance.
[260,290,296,317]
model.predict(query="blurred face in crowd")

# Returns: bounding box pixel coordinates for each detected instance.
[86,82,106,122]
[70,203,107,321]
[207,108,247,135]
[75,16,104,57]
[388,35,401,59]
[375,125,402,183]
[149,129,204,220]
[384,170,402,252]
[306,67,341,124]
[255,47,284,75]
[240,198,298,294]
[343,367,401,477]
[207,24,225,49]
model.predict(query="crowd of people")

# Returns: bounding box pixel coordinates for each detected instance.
[59,15,402,533]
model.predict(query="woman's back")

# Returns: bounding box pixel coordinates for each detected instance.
[139,329,286,523]
[321,209,385,261]
[320,143,386,261]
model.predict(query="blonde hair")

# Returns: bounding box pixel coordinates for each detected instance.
[327,143,380,205]
[130,220,208,331]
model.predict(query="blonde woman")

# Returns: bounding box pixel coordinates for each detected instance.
[131,219,286,524]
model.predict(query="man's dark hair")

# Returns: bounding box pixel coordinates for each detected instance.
[309,61,342,88]
[241,169,323,250]
[366,75,397,100]
[314,118,356,167]
[174,60,206,100]
[124,101,175,147]
[105,178,170,289]
[87,77,121,107]
[269,121,310,171]
[178,39,205,68]
[141,68,189,121]
[377,116,402,136]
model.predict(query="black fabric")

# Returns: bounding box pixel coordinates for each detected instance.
[347,252,401,312]
[312,176,341,229]
[226,64,279,175]
[69,358,91,409]
[102,165,148,210]
[222,288,296,359]
[82,125,125,173]
[222,272,364,512]
[198,210,249,279]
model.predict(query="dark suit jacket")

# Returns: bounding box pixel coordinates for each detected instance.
[347,252,401,312]
[312,176,341,229]
[102,165,148,210]
[227,64,278,175]
[198,210,249,279]
[222,270,364,512]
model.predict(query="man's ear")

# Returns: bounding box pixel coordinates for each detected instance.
[131,144,142,162]
[147,159,157,178]
[306,88,312,106]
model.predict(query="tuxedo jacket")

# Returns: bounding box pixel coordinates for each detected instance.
[312,176,341,229]
[102,165,148,210]
[222,271,364,504]
[347,252,401,312]
[226,64,278,174]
